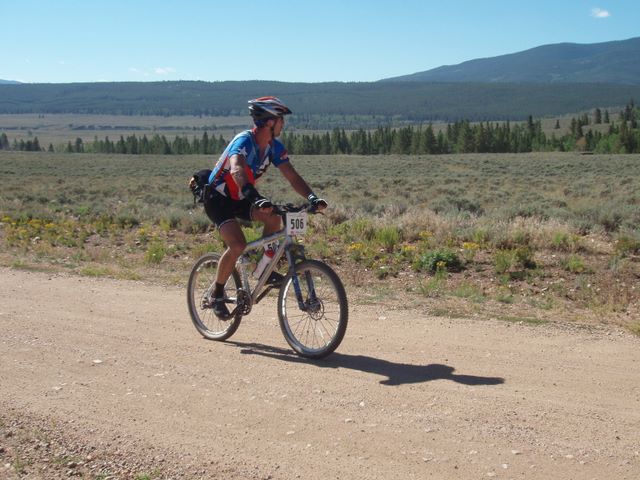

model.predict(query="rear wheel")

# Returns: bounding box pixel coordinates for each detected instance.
[187,253,242,341]
[277,260,348,359]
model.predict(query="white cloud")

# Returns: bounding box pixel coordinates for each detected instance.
[591,8,611,18]
[154,67,176,75]
[129,67,140,73]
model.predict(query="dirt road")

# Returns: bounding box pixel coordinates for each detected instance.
[1,267,639,479]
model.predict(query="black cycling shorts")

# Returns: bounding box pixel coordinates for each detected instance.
[204,190,253,229]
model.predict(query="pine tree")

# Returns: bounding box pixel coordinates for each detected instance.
[423,124,436,154]
[201,131,209,154]
[594,108,602,124]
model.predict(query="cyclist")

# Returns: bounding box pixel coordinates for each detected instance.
[197,96,327,319]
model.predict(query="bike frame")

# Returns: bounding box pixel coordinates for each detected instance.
[236,225,314,310]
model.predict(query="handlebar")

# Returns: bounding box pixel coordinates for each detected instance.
[272,203,321,216]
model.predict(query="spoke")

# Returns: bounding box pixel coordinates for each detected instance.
[314,322,326,347]
[282,264,344,353]
[317,319,335,340]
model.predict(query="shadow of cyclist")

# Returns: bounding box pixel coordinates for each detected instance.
[226,341,504,387]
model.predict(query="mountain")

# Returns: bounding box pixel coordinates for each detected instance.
[383,37,640,85]
[0,79,21,84]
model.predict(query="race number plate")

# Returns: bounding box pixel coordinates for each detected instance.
[286,211,308,236]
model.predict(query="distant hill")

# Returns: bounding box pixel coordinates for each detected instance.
[1,80,640,124]
[0,79,21,85]
[383,37,640,85]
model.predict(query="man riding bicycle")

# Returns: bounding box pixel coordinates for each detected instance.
[192,97,327,319]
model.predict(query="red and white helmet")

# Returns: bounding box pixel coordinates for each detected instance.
[248,96,292,123]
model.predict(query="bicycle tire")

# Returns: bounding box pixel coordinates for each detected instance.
[187,252,242,341]
[277,260,348,359]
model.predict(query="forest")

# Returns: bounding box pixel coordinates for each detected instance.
[2,101,638,155]
[2,81,640,125]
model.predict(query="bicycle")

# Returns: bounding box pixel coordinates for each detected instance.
[187,203,348,359]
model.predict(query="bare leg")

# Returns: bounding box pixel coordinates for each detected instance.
[215,209,280,287]
[216,220,246,286]
[251,207,282,237]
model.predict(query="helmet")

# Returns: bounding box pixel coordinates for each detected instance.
[248,96,292,123]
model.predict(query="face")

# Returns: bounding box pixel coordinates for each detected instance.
[272,117,285,137]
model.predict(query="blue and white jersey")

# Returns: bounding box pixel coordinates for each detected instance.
[209,129,290,200]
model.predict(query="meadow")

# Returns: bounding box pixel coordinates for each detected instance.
[1,150,639,332]
[0,111,612,147]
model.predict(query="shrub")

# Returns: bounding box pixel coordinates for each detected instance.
[472,228,489,245]
[494,249,514,274]
[562,254,587,273]
[462,241,480,262]
[496,289,515,304]
[614,232,640,256]
[181,216,210,234]
[145,240,166,264]
[452,282,485,302]
[511,229,532,246]
[551,231,583,252]
[414,248,463,273]
[328,218,376,243]
[494,246,536,274]
[116,214,140,228]
[375,226,401,252]
[514,246,536,269]
[191,242,222,258]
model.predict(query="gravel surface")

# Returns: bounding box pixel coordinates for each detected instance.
[1,267,639,479]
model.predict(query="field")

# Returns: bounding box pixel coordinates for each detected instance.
[0,111,615,148]
[0,113,249,146]
[1,149,639,334]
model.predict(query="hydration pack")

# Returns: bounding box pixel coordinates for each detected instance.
[190,169,212,203]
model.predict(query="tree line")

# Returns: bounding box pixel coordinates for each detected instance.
[1,101,638,155]
[282,103,638,154]
[0,132,227,155]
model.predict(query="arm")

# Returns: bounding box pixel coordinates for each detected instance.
[230,154,272,210]
[229,154,251,190]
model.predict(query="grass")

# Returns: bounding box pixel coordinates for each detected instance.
[80,265,114,277]
[562,254,589,273]
[12,455,29,475]
[135,470,162,480]
[9,259,56,273]
[497,315,548,326]
[145,240,166,264]
[452,282,486,303]
[2,151,640,234]
[1,150,639,327]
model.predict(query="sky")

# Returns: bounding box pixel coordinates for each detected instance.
[2,0,639,84]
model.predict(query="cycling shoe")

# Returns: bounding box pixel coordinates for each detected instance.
[212,297,232,320]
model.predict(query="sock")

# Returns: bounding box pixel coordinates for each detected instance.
[213,282,225,298]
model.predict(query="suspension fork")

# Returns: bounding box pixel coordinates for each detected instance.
[285,243,318,311]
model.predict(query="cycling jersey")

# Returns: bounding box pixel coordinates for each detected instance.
[209,129,290,200]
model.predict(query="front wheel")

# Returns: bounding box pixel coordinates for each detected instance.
[277,260,348,359]
[187,253,242,341]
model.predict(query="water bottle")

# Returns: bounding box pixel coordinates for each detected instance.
[252,241,278,279]
[252,253,272,279]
